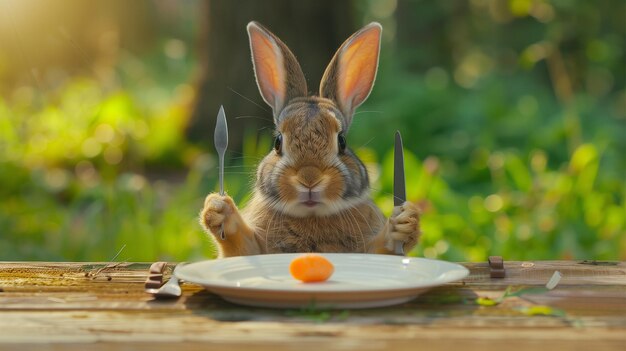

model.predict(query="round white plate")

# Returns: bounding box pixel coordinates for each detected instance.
[175,253,469,309]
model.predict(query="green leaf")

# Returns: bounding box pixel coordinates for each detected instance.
[475,297,499,306]
[520,305,565,317]
[505,153,532,192]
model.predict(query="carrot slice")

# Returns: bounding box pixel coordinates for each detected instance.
[289,254,334,283]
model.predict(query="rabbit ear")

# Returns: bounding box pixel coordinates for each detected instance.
[247,22,308,119]
[320,22,382,128]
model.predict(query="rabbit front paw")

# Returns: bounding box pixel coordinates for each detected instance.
[200,193,239,237]
[388,201,421,251]
[199,193,260,257]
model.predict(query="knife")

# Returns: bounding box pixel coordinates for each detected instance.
[214,105,228,240]
[393,130,406,255]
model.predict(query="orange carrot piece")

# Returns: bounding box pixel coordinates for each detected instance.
[289,254,334,283]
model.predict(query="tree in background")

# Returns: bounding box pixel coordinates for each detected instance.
[186,0,355,149]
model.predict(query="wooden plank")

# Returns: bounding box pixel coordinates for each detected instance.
[0,261,624,317]
[462,260,626,286]
[0,261,624,350]
[2,261,624,285]
[0,283,624,318]
[3,340,626,351]
[0,311,625,351]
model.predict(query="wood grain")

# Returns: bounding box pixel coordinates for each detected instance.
[0,260,624,351]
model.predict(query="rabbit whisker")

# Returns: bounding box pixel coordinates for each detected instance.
[353,110,383,116]
[234,115,273,122]
[339,205,365,253]
[356,136,376,149]
[222,165,257,169]
[369,186,408,204]
[264,195,285,253]
[272,200,289,253]
[227,152,264,160]
[345,200,375,252]
[228,86,271,113]
[351,208,369,253]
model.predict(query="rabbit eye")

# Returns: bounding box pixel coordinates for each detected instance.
[274,133,282,154]
[338,133,347,153]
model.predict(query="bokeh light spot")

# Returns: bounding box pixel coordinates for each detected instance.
[484,194,503,212]
[95,124,115,143]
[104,146,123,165]
[81,138,102,158]
[164,39,187,59]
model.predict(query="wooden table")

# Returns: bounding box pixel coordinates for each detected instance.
[0,260,624,350]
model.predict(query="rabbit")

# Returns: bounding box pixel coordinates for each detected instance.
[200,21,421,257]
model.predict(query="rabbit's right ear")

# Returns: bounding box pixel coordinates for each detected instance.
[320,23,382,129]
[247,22,308,120]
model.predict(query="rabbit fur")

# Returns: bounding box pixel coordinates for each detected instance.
[200,21,420,257]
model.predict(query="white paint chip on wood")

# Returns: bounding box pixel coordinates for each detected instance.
[546,271,562,290]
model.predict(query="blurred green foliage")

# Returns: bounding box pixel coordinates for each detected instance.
[353,0,626,260]
[0,0,624,261]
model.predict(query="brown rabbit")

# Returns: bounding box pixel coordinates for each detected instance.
[200,21,420,257]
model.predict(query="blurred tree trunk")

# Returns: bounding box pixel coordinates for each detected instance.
[186,0,355,151]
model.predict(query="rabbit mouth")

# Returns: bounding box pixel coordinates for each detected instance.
[302,200,320,207]
[298,189,323,205]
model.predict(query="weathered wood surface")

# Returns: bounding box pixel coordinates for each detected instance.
[0,260,624,351]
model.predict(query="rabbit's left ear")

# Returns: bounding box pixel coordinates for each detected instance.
[320,23,382,128]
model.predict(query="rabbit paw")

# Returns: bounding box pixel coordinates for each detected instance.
[200,193,260,257]
[388,201,421,251]
[200,193,238,237]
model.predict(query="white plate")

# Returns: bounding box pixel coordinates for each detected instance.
[175,253,469,309]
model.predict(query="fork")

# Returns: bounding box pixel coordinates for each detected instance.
[145,264,184,298]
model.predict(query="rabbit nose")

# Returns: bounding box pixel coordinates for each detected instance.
[297,166,323,189]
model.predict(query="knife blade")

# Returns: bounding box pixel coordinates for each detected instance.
[393,130,406,255]
[214,105,228,240]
